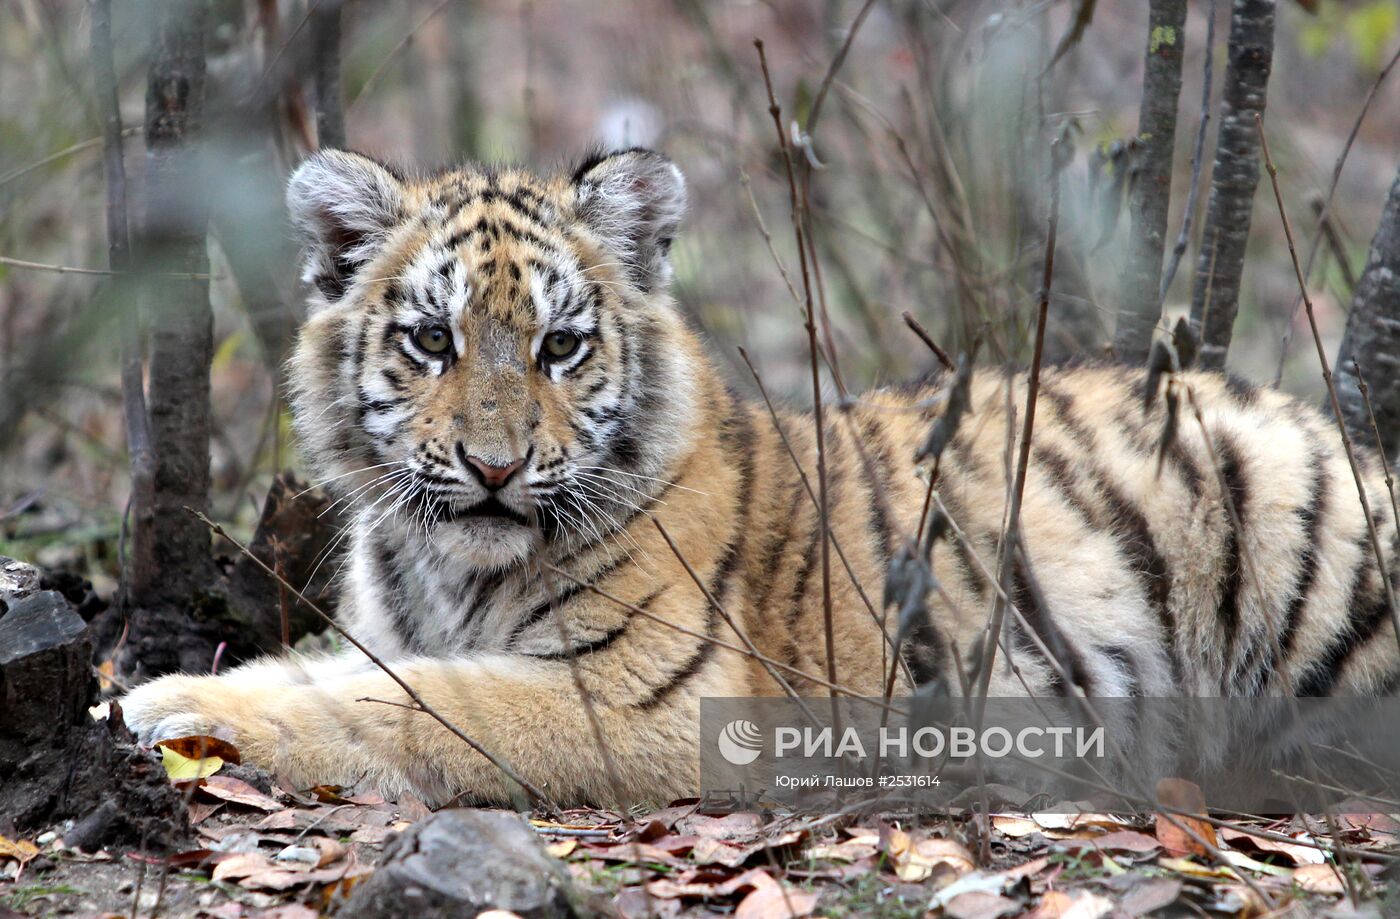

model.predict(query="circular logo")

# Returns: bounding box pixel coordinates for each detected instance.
[718,719,763,766]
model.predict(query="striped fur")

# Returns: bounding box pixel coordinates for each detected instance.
[121,150,1400,806]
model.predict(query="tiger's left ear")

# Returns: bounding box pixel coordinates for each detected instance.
[572,149,686,292]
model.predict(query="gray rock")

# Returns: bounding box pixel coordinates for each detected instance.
[0,557,42,615]
[343,810,581,918]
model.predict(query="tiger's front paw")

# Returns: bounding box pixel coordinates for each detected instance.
[120,674,241,748]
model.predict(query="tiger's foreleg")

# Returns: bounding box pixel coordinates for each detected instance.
[120,651,708,806]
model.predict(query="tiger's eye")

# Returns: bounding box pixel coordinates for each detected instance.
[542,331,581,360]
[414,325,452,355]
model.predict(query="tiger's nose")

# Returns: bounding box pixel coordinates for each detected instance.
[458,445,527,490]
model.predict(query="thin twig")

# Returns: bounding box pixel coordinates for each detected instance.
[540,562,906,717]
[0,255,218,279]
[186,508,558,813]
[349,0,456,109]
[651,517,820,725]
[0,127,139,189]
[736,346,912,686]
[902,310,956,370]
[805,0,878,137]
[756,40,841,716]
[974,139,1062,711]
[1254,114,1400,656]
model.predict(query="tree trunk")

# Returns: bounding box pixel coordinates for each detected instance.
[310,0,346,149]
[1333,166,1400,455]
[123,0,217,678]
[1188,0,1276,370]
[1115,0,1187,365]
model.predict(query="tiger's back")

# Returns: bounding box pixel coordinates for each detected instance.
[742,364,1399,704]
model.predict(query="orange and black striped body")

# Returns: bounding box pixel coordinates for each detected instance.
[121,150,1399,806]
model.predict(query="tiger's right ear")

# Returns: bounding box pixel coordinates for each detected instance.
[287,150,406,302]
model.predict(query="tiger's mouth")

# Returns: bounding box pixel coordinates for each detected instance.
[421,494,532,528]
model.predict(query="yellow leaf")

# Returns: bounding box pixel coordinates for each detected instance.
[0,836,40,864]
[544,839,576,858]
[159,745,224,781]
[1158,856,1238,880]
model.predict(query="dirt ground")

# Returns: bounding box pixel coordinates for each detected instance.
[3,738,1397,919]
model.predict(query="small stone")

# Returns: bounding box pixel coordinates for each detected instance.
[343,810,581,918]
[0,556,42,613]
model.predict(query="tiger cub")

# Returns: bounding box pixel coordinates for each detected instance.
[121,148,1400,806]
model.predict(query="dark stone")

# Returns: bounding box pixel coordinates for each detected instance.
[0,589,188,849]
[0,557,42,616]
[343,810,584,918]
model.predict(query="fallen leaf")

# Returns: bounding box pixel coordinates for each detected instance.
[1220,849,1296,878]
[1293,863,1348,894]
[198,776,283,812]
[156,735,242,765]
[187,800,223,825]
[677,812,766,842]
[1154,778,1218,857]
[734,871,818,919]
[1064,830,1161,855]
[1218,827,1326,865]
[929,872,1015,909]
[944,891,1020,919]
[0,836,40,865]
[1157,856,1238,880]
[1115,877,1182,917]
[159,745,223,781]
[394,793,432,821]
[212,852,276,883]
[805,839,878,862]
[991,815,1041,838]
[545,839,576,858]
[887,829,974,882]
[1021,889,1115,919]
[310,784,350,804]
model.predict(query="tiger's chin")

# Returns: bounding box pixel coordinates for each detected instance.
[432,518,538,570]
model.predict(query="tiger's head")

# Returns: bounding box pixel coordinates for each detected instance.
[286,149,700,571]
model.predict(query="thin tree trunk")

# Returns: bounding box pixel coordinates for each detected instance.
[310,0,346,149]
[1189,0,1276,370]
[1115,0,1187,365]
[91,0,157,606]
[1334,166,1400,455]
[123,0,216,678]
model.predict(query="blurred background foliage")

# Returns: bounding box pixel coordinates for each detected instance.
[1,0,1397,602]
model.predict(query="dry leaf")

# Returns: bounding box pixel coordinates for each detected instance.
[1154,778,1218,856]
[156,735,242,765]
[545,839,577,858]
[1220,849,1296,878]
[1218,827,1325,866]
[0,836,39,865]
[1157,856,1238,880]
[1073,830,1161,854]
[734,871,818,919]
[886,829,975,882]
[991,815,1041,838]
[1116,878,1182,917]
[1022,889,1115,919]
[944,891,1020,919]
[805,839,878,862]
[198,775,283,812]
[159,745,224,781]
[1292,863,1348,894]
